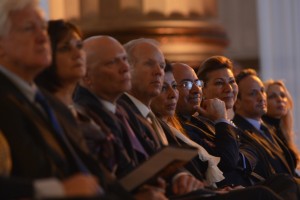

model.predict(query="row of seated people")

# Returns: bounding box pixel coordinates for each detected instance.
[0,0,299,199]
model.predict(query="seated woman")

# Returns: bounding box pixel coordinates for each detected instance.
[35,20,123,173]
[35,20,167,200]
[263,80,300,168]
[150,62,224,186]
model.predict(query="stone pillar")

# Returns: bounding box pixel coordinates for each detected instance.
[257,0,300,145]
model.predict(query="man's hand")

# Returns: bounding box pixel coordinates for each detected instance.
[135,178,167,200]
[172,175,205,195]
[63,173,101,197]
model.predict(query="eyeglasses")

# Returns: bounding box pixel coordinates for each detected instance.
[178,80,204,90]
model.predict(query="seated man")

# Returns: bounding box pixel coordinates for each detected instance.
[0,0,111,199]
[172,62,250,186]
[233,68,297,179]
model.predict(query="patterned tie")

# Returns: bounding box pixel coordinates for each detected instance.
[35,91,90,173]
[147,111,168,146]
[115,106,149,158]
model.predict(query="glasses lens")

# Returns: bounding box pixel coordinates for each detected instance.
[182,81,193,90]
[195,80,204,88]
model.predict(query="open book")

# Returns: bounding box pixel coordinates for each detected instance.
[119,146,198,191]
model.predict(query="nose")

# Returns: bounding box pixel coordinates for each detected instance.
[276,95,285,102]
[153,64,164,77]
[35,24,48,42]
[120,59,130,73]
[190,82,201,94]
[223,82,233,93]
[258,91,266,101]
[168,87,178,100]
[71,46,84,59]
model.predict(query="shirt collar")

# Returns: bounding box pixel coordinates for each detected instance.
[125,93,150,118]
[99,98,117,114]
[0,65,38,103]
[245,117,261,131]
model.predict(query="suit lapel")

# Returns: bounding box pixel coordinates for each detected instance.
[233,114,294,175]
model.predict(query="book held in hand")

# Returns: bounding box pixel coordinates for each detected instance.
[119,146,198,191]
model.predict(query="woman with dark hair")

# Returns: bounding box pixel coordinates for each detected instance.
[151,62,224,187]
[36,19,135,175]
[36,20,168,200]
[36,19,116,175]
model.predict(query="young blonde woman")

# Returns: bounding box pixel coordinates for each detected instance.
[263,80,300,168]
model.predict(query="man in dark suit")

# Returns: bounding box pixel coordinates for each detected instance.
[120,39,290,199]
[232,68,297,179]
[0,1,135,199]
[74,35,168,199]
[172,62,254,187]
[121,38,207,195]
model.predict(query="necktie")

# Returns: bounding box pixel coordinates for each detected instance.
[35,91,90,173]
[115,107,149,158]
[260,123,274,142]
[147,111,168,146]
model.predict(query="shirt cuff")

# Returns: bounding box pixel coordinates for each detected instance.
[34,178,64,199]
[172,172,193,184]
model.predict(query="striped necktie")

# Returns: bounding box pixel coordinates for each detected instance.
[147,111,168,146]
[116,106,149,158]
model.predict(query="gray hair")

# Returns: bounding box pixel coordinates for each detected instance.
[123,38,160,66]
[0,0,40,37]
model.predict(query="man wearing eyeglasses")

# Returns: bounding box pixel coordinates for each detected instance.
[172,62,250,187]
[119,38,208,196]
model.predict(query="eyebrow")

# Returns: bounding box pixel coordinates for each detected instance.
[179,78,197,82]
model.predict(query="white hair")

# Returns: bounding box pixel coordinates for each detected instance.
[123,38,160,65]
[0,0,40,36]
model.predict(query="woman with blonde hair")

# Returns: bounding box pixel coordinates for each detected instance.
[262,80,300,168]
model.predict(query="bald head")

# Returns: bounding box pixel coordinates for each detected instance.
[83,36,120,71]
[172,63,202,116]
[82,35,131,103]
[172,63,194,80]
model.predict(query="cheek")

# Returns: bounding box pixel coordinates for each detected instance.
[267,100,275,108]
[233,85,238,95]
[177,95,185,106]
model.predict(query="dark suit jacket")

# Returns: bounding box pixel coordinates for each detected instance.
[0,72,133,199]
[232,114,296,179]
[177,114,257,186]
[262,115,298,165]
[73,86,143,178]
[0,72,85,179]
[118,94,205,181]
